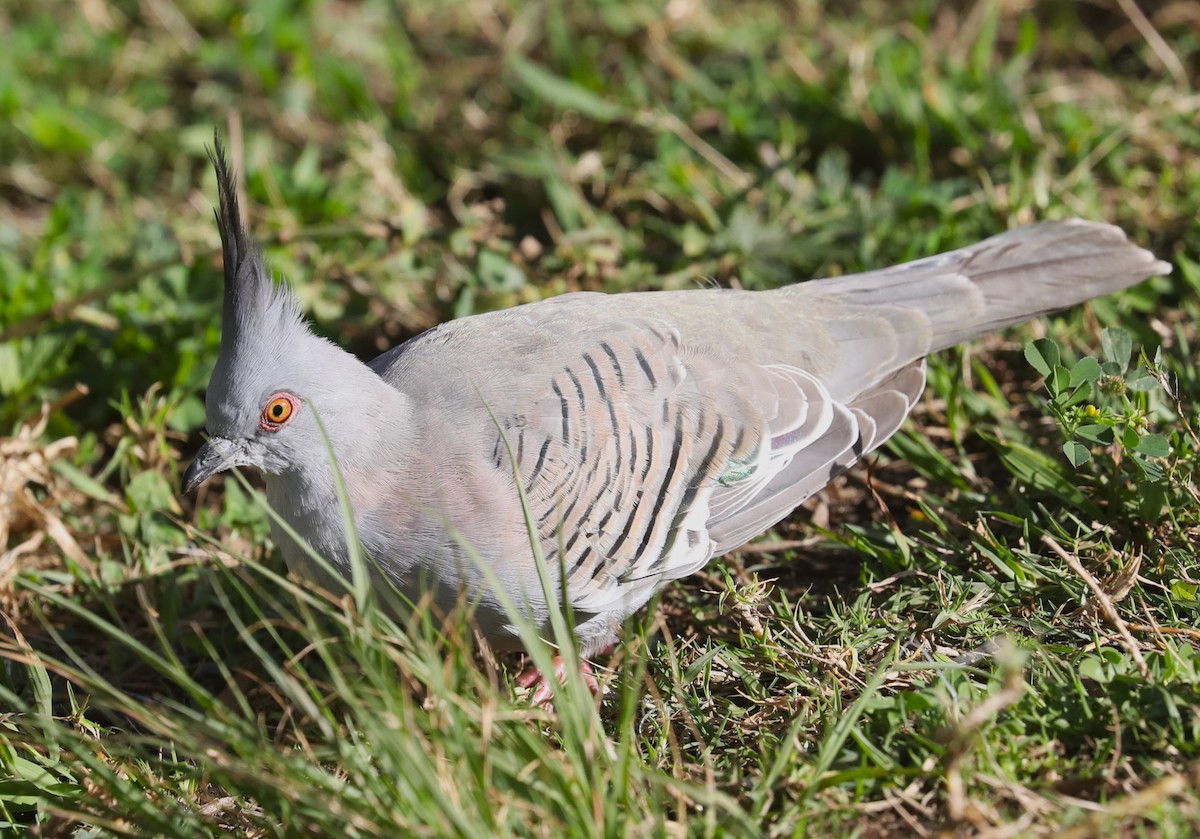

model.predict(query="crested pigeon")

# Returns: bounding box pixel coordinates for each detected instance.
[184,139,1170,695]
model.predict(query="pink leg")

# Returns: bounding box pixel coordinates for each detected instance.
[515,655,601,706]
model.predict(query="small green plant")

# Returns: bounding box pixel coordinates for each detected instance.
[1025,327,1173,516]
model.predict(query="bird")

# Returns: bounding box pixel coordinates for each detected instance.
[184,138,1171,702]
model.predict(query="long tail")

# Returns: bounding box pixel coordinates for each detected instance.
[804,219,1171,352]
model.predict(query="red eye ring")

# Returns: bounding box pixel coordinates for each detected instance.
[260,393,298,431]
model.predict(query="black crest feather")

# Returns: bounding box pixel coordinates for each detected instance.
[206,133,303,353]
[208,135,250,290]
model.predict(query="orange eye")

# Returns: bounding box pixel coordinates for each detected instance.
[260,393,297,430]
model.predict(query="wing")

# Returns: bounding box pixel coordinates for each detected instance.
[488,317,925,617]
[705,360,925,553]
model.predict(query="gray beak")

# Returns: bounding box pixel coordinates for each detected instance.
[182,437,242,493]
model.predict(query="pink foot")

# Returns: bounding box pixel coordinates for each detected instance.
[515,655,601,707]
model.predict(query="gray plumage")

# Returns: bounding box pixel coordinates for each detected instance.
[184,140,1171,657]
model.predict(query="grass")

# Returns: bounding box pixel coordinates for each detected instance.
[2,0,1200,835]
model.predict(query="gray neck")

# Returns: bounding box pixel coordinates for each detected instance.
[265,363,418,577]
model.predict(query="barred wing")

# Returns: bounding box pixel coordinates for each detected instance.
[492,319,924,616]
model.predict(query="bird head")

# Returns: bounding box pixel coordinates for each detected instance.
[183,138,349,492]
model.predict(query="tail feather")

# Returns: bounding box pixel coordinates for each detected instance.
[804,219,1171,352]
